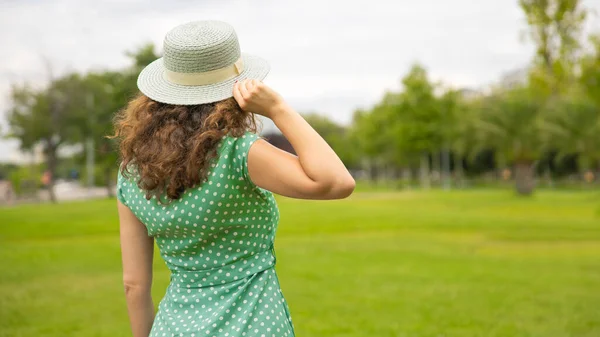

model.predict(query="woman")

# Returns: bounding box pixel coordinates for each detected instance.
[114,20,354,337]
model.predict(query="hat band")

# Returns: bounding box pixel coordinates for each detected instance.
[164,57,244,86]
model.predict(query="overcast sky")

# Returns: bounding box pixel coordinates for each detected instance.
[0,0,599,163]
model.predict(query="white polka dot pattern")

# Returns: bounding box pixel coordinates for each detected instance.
[117,131,295,337]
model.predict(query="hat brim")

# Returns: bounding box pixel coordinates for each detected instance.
[137,53,270,105]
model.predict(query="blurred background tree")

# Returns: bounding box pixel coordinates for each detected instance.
[4,45,159,202]
[477,86,546,195]
[3,2,599,200]
[6,73,84,203]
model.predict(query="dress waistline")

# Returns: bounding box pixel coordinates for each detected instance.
[169,248,276,288]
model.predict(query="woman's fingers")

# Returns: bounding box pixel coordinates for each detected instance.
[232,82,245,107]
[233,79,267,112]
[238,79,250,99]
[244,79,255,93]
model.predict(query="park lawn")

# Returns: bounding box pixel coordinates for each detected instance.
[1,190,600,337]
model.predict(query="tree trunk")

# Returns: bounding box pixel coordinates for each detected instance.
[514,161,535,196]
[597,159,600,186]
[496,153,506,183]
[419,152,430,190]
[393,167,401,180]
[391,166,402,189]
[441,148,451,190]
[454,154,464,188]
[105,167,114,198]
[46,147,58,203]
[431,150,440,186]
[86,137,95,189]
[365,159,376,182]
[376,160,386,185]
[545,162,553,188]
[402,167,412,190]
[385,164,395,181]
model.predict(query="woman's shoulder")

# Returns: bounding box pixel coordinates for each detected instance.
[223,130,261,143]
[216,130,265,187]
[117,162,139,182]
[219,130,262,155]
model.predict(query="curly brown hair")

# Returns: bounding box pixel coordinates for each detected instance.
[110,93,257,204]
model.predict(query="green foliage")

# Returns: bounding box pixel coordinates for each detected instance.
[519,0,587,91]
[580,34,600,105]
[7,164,42,196]
[77,162,115,187]
[351,64,444,169]
[394,64,443,158]
[7,83,65,151]
[6,73,90,201]
[446,91,481,160]
[0,163,19,181]
[351,104,394,162]
[478,86,546,163]
[544,93,600,170]
[126,43,160,71]
[5,44,160,200]
[344,1,595,194]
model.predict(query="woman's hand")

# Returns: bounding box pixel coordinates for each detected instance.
[233,79,286,119]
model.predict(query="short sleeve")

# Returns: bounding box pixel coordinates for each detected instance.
[116,167,128,205]
[237,131,261,183]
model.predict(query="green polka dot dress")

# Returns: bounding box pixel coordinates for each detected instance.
[117,131,295,337]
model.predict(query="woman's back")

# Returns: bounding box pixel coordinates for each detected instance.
[117,131,294,337]
[115,20,354,337]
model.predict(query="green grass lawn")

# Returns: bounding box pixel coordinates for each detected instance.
[1,190,600,337]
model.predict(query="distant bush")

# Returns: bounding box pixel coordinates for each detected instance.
[8,166,42,196]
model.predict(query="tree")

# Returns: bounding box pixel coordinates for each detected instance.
[350,65,445,187]
[6,73,83,203]
[520,0,588,93]
[351,101,399,181]
[478,86,545,195]
[439,89,481,188]
[580,34,600,105]
[71,71,124,197]
[516,0,589,191]
[127,43,160,72]
[543,93,600,175]
[577,34,600,175]
[79,44,159,197]
[393,64,443,189]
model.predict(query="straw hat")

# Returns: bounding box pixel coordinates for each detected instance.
[137,20,270,105]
